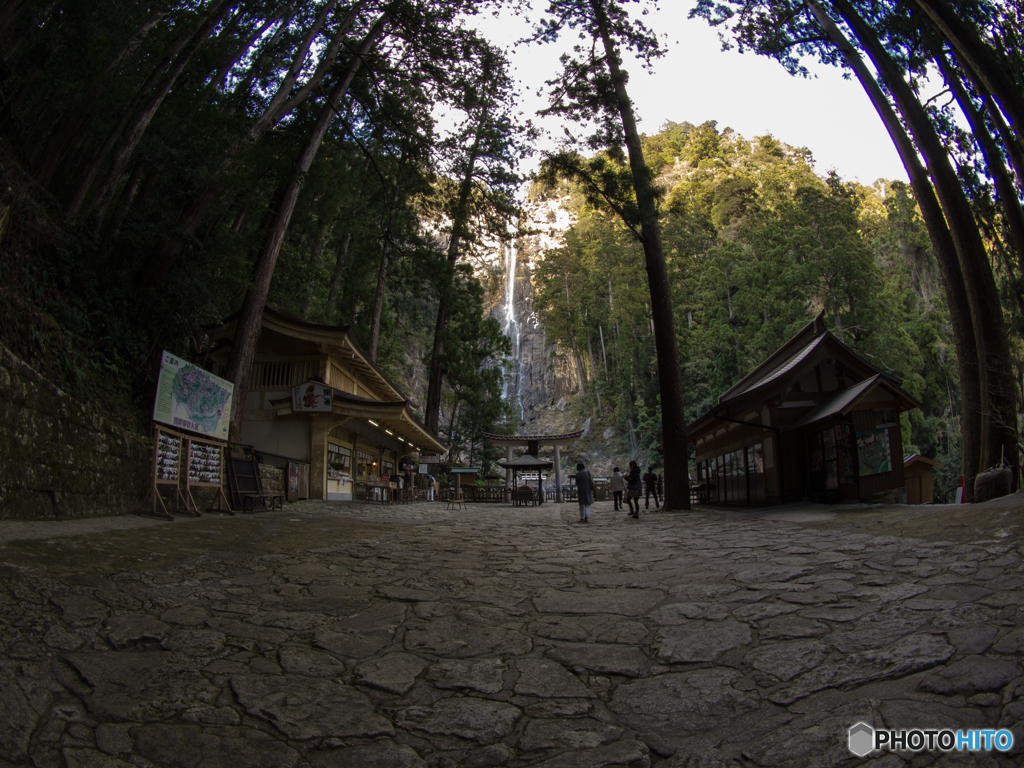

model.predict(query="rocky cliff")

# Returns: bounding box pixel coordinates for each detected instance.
[463,192,582,436]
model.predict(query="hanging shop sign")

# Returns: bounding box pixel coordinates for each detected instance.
[292,381,333,412]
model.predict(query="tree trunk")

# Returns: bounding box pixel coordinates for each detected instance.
[171,0,368,247]
[940,53,1024,281]
[225,2,298,111]
[64,0,230,222]
[327,228,353,318]
[99,163,146,250]
[591,0,690,510]
[86,0,236,227]
[209,3,290,93]
[904,0,1024,141]
[301,217,331,319]
[831,0,1018,491]
[810,0,983,496]
[226,12,390,439]
[35,6,167,187]
[425,137,481,435]
[368,237,391,363]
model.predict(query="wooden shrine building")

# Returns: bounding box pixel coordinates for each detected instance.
[204,307,445,501]
[688,314,921,505]
[481,430,585,502]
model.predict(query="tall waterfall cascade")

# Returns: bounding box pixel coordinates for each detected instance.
[460,194,579,433]
[501,240,524,418]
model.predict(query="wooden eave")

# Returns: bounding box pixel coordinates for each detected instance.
[688,318,917,444]
[271,391,446,455]
[207,305,406,402]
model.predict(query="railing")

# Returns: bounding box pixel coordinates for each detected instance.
[438,486,508,503]
[250,359,322,390]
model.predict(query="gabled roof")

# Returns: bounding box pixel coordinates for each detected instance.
[905,454,943,468]
[790,374,921,430]
[481,430,585,445]
[688,313,920,440]
[498,454,555,470]
[717,313,829,404]
[716,312,900,407]
[209,305,407,403]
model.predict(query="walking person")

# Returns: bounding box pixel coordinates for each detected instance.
[609,466,625,511]
[427,474,435,501]
[643,466,660,509]
[575,462,594,523]
[625,460,642,518]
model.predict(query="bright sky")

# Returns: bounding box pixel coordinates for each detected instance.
[471,3,909,186]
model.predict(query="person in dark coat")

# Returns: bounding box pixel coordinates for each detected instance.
[643,466,660,509]
[624,460,642,518]
[575,462,594,523]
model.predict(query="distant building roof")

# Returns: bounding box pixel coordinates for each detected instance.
[905,454,943,467]
[482,430,584,445]
[790,375,920,430]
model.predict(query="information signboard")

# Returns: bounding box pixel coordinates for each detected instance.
[152,351,233,440]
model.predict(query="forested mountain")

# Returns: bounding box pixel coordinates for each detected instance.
[532,121,967,494]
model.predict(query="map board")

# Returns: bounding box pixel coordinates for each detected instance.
[152,351,233,440]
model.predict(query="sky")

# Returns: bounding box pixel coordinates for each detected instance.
[470,3,909,186]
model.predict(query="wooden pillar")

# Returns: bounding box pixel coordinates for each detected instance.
[310,417,329,500]
[505,446,513,502]
[554,443,563,502]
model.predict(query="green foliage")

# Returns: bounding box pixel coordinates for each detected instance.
[0,0,525,446]
[535,120,962,468]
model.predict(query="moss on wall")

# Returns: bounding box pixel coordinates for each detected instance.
[0,345,150,519]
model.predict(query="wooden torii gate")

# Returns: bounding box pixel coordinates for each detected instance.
[480,430,585,502]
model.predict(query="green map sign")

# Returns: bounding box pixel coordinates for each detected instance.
[152,350,233,440]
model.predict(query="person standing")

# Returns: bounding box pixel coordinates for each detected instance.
[575,462,594,523]
[643,466,660,509]
[625,460,642,518]
[609,466,625,511]
[427,474,435,501]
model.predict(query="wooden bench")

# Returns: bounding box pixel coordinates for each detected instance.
[512,485,537,507]
[227,452,283,513]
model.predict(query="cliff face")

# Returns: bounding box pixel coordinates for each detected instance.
[463,193,581,436]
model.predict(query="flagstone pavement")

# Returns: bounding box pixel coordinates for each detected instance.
[0,498,1021,768]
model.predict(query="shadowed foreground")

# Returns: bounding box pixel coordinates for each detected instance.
[0,498,1021,767]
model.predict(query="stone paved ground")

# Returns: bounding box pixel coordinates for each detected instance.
[0,498,1022,768]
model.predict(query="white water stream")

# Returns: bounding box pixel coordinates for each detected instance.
[501,240,524,419]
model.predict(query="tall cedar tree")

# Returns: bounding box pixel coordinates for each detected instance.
[536,0,691,510]
[422,42,526,437]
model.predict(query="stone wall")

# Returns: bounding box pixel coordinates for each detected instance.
[0,345,151,520]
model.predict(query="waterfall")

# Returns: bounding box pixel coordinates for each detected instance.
[501,240,524,419]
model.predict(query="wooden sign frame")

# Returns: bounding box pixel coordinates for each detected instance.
[185,434,233,516]
[144,425,188,520]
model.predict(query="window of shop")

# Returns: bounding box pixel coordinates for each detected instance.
[874,408,897,428]
[700,441,767,505]
[356,450,375,481]
[746,443,766,503]
[327,443,351,472]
